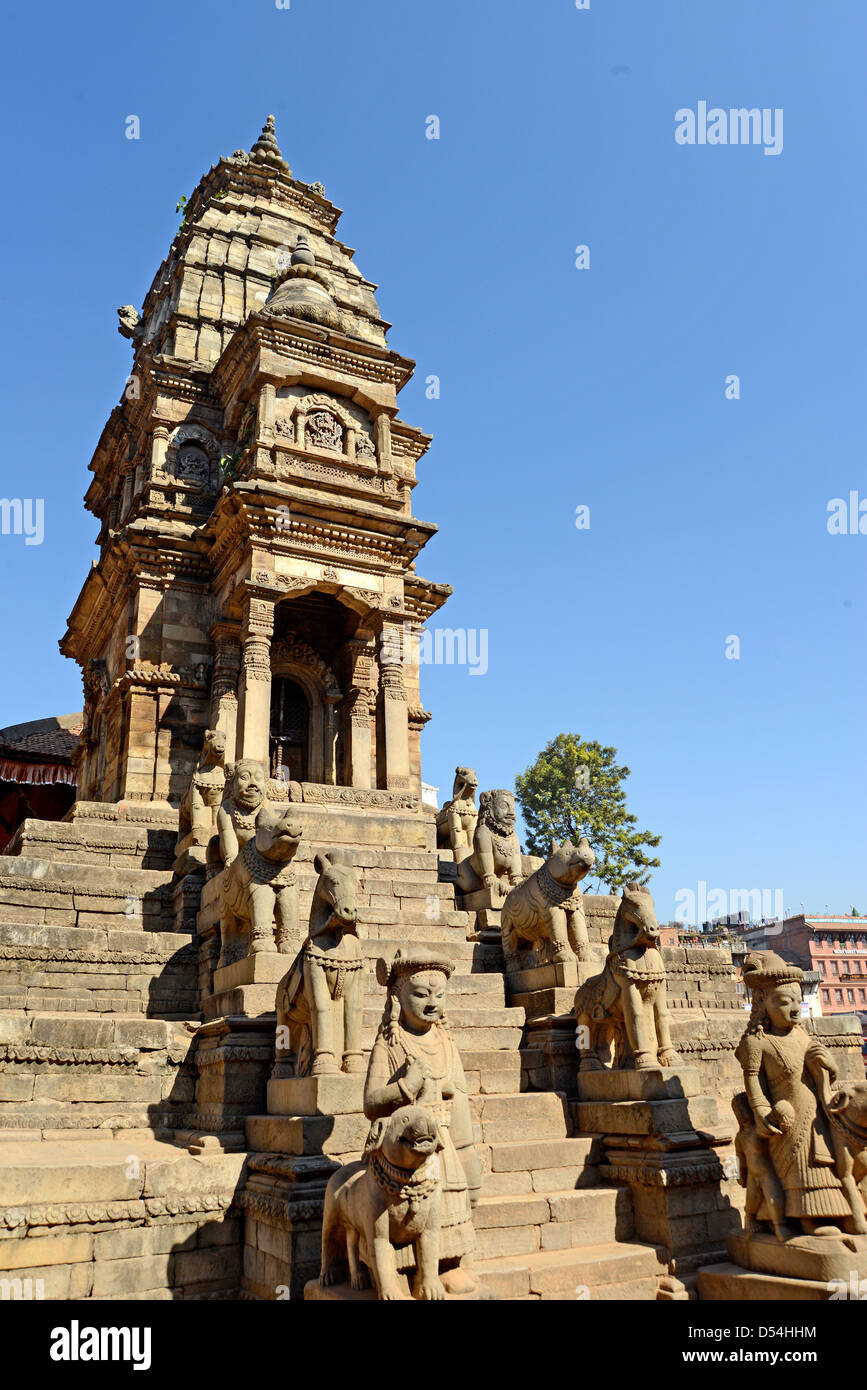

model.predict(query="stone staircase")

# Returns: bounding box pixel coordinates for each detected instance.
[0,806,668,1300]
[0,810,199,1138]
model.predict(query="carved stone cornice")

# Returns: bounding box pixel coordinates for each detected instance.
[0,1190,238,1234]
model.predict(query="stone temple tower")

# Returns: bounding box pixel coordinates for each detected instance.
[61,116,450,808]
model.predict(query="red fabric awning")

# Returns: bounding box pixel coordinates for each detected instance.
[0,760,77,786]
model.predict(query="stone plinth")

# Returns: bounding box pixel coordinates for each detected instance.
[699,1231,867,1301]
[510,959,579,993]
[577,1066,702,1103]
[305,1276,495,1301]
[241,1059,367,1299]
[574,1093,721,1142]
[242,1153,340,1301]
[460,886,507,913]
[173,866,206,933]
[213,952,288,994]
[203,983,277,1021]
[575,1065,737,1292]
[726,1230,867,1284]
[266,1074,364,1117]
[522,1014,581,1095]
[696,1263,840,1301]
[246,1110,369,1159]
[188,1015,276,1145]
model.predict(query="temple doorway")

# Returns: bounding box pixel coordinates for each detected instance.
[269,677,310,783]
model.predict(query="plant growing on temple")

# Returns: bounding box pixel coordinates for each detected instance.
[219,450,242,482]
[514,733,661,893]
[175,194,192,229]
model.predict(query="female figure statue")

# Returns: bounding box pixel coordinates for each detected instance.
[734,951,867,1237]
[364,947,482,1293]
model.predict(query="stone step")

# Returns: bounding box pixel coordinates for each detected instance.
[478,1134,603,1194]
[0,1090,196,1134]
[0,856,175,931]
[473,1185,634,1256]
[202,988,524,1049]
[0,1013,192,1050]
[461,1050,523,1097]
[0,1011,196,1133]
[360,1004,522,1030]
[363,937,501,968]
[7,821,453,889]
[0,1101,198,1137]
[353,913,471,935]
[572,1093,722,1139]
[470,1091,570,1144]
[7,818,177,871]
[475,1240,663,1300]
[0,1134,244,1223]
[0,924,199,1017]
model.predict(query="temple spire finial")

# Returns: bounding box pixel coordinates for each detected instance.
[251,115,290,174]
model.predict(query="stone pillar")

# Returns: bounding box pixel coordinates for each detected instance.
[343,633,376,789]
[323,691,341,785]
[151,424,170,478]
[236,593,274,765]
[210,621,241,754]
[258,381,276,441]
[379,622,410,791]
[373,411,393,477]
[346,691,373,788]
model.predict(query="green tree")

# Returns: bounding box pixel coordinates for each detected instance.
[514,733,662,893]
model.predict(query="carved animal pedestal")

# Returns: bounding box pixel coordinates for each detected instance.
[500,837,595,996]
[699,952,867,1301]
[435,765,478,862]
[272,850,364,1088]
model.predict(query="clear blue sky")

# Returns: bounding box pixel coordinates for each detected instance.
[0,0,863,922]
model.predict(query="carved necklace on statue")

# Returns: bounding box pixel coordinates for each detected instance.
[612,953,665,985]
[398,1024,448,1082]
[231,804,260,835]
[303,941,362,999]
[536,863,575,906]
[370,1149,440,1207]
[489,830,514,859]
[241,838,296,887]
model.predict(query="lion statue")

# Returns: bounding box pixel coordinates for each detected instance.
[454,789,522,899]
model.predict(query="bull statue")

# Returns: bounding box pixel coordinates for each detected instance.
[217,805,304,969]
[500,837,595,973]
[573,882,680,1072]
[275,850,364,1078]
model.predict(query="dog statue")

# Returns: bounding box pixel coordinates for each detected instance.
[275,850,364,1077]
[500,837,595,973]
[435,766,479,860]
[176,728,227,854]
[318,1104,446,1300]
[573,882,681,1071]
[217,805,303,968]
